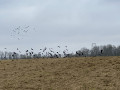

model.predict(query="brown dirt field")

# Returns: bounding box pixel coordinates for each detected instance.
[0,56,120,90]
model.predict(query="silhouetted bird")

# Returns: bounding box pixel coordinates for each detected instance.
[26,50,28,52]
[76,51,81,56]
[13,52,16,55]
[43,47,47,52]
[82,53,84,56]
[58,46,60,48]
[54,54,59,58]
[49,48,54,53]
[12,52,16,59]
[12,54,14,57]
[48,52,53,57]
[101,50,103,54]
[29,52,32,55]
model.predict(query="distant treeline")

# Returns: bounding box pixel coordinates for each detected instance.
[76,44,120,57]
[0,44,120,60]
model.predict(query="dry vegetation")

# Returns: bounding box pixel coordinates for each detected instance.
[0,56,120,90]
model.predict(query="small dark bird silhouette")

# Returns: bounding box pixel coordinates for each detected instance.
[26,50,28,52]
[54,54,59,58]
[43,47,47,52]
[29,52,32,55]
[76,51,81,56]
[49,48,54,53]
[82,52,84,56]
[13,52,16,55]
[101,50,103,54]
[48,52,53,57]
[12,54,14,57]
[31,52,34,54]
[58,46,60,48]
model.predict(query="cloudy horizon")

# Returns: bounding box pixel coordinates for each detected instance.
[0,0,120,53]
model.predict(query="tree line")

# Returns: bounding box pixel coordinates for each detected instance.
[76,44,120,57]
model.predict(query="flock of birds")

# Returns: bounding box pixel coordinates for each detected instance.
[8,25,73,59]
[3,46,71,59]
[2,46,104,60]
[2,25,103,59]
[10,25,35,40]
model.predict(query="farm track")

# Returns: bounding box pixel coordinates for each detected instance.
[0,56,120,90]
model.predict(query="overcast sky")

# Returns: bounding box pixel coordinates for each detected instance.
[0,0,120,53]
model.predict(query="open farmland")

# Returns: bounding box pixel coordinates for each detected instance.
[0,56,120,90]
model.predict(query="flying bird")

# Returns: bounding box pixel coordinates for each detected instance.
[43,47,47,52]
[58,46,60,48]
[26,50,29,52]
[101,50,103,54]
